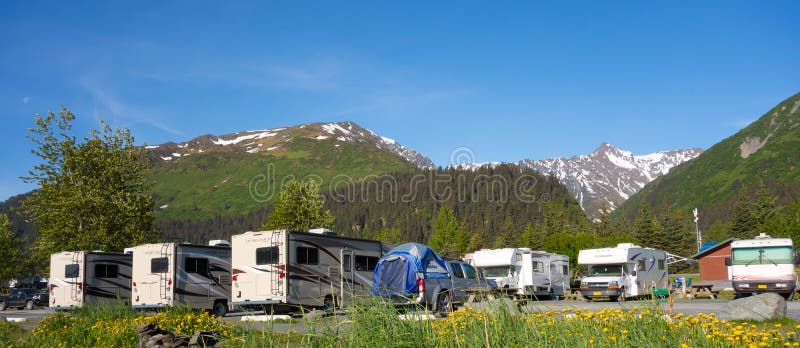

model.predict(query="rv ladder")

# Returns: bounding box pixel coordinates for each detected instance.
[70,252,81,302]
[159,244,170,300]
[270,231,284,297]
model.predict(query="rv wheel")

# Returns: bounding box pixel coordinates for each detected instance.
[0,301,6,311]
[25,301,34,310]
[212,301,228,316]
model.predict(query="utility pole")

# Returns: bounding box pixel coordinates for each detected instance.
[693,208,702,252]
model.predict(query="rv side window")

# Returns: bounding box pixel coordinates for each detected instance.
[658,259,665,270]
[463,264,478,279]
[532,261,544,273]
[296,247,319,265]
[185,257,209,274]
[637,260,645,271]
[95,264,119,278]
[151,257,169,273]
[449,262,465,278]
[65,264,80,278]
[256,247,279,265]
[562,265,569,275]
[355,255,379,271]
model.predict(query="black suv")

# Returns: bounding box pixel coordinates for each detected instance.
[0,288,49,310]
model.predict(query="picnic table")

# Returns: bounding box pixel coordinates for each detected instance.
[687,283,719,300]
[463,287,517,304]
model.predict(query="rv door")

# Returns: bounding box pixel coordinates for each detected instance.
[340,249,353,301]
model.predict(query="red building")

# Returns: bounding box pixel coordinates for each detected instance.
[691,238,736,282]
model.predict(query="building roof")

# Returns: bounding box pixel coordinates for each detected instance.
[691,238,737,259]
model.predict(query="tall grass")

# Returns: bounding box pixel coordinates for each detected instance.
[12,298,800,347]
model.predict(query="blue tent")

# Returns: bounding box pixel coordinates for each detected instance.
[371,243,449,297]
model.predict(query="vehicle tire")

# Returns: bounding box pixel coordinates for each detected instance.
[0,301,6,311]
[26,300,34,310]
[212,301,228,317]
[784,292,794,301]
[436,292,453,313]
[615,289,626,302]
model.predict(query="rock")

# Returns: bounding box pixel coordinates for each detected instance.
[719,293,787,321]
[462,298,519,315]
[189,331,219,347]
[303,309,326,321]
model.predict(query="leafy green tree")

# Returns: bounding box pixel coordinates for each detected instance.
[263,179,335,231]
[0,215,23,289]
[21,108,156,258]
[543,231,596,268]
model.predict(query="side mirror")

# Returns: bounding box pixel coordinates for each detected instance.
[724,257,732,266]
[794,254,800,265]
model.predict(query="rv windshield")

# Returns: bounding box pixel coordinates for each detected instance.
[732,246,793,266]
[587,264,623,277]
[480,266,511,278]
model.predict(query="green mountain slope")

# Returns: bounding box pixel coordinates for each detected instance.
[619,92,800,228]
[147,122,423,221]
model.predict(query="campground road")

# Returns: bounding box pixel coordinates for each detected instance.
[6,300,800,332]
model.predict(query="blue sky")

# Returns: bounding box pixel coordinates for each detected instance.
[1,1,798,200]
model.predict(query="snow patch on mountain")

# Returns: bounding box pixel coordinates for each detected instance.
[464,143,702,216]
[144,121,434,169]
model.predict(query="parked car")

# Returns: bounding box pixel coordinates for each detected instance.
[0,288,48,310]
[371,243,494,312]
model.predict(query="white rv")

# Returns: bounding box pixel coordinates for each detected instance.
[727,233,798,299]
[578,243,668,301]
[48,251,133,309]
[231,229,387,311]
[470,248,571,299]
[130,242,231,315]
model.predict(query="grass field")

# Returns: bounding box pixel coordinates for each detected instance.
[4,298,800,347]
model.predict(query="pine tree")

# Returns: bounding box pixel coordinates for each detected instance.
[21,108,156,257]
[467,229,489,252]
[634,203,657,244]
[428,206,469,256]
[594,202,612,236]
[751,183,777,229]
[492,220,518,248]
[263,180,335,231]
[729,199,757,239]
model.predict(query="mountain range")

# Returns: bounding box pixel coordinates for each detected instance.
[459,144,702,216]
